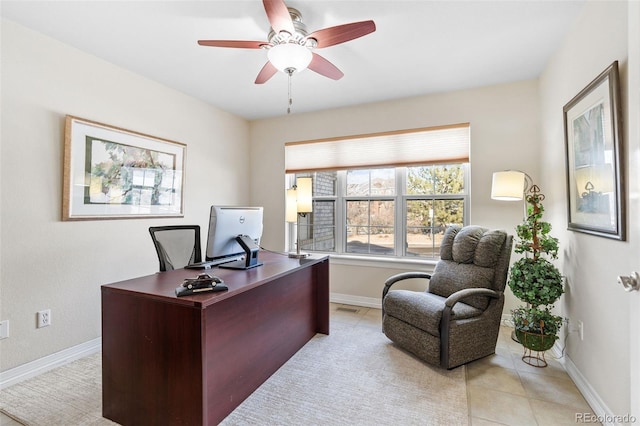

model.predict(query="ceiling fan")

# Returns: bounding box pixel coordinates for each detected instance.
[197,0,376,84]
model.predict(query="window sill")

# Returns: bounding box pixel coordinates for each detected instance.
[319,253,437,271]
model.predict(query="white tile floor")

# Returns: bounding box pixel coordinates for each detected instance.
[331,303,597,426]
[0,303,597,426]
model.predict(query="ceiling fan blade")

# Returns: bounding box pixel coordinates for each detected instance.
[307,20,376,48]
[255,61,278,84]
[197,40,267,49]
[263,0,295,34]
[308,53,344,80]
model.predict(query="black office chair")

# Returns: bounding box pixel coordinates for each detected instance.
[149,225,202,271]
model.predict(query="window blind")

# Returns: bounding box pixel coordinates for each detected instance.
[285,123,470,173]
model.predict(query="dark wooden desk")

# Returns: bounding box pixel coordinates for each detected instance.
[101,252,329,425]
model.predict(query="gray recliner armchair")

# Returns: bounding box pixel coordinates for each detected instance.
[382,225,513,369]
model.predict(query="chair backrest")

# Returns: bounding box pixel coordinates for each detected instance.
[428,225,513,310]
[149,225,202,271]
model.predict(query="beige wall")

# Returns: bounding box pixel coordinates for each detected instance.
[250,80,541,309]
[0,20,250,370]
[539,0,634,418]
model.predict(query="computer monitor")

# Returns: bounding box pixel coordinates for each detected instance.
[205,206,264,269]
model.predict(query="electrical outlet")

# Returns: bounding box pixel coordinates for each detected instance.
[0,320,9,339]
[37,309,51,328]
[578,320,584,341]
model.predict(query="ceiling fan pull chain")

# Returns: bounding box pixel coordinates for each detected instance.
[287,67,294,114]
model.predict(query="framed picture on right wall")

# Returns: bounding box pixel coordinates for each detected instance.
[563,61,625,241]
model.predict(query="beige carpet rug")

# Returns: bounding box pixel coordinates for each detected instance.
[0,324,468,425]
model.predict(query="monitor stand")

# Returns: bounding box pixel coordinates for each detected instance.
[219,235,263,270]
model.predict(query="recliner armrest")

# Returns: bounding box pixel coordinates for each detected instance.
[444,288,501,309]
[382,271,432,299]
[439,287,503,369]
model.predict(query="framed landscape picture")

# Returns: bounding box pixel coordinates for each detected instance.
[63,116,186,220]
[563,61,625,240]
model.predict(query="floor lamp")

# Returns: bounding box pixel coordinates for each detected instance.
[491,170,533,217]
[286,177,313,258]
[491,170,532,342]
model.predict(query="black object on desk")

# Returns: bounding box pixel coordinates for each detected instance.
[175,273,228,297]
[220,235,263,270]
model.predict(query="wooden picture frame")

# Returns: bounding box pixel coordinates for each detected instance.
[563,61,625,240]
[63,116,186,221]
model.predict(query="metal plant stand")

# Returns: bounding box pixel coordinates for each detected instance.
[521,347,548,368]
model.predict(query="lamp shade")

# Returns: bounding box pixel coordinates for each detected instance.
[285,188,298,223]
[491,171,525,201]
[267,43,312,72]
[296,177,313,213]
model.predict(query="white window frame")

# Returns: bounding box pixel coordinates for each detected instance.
[287,164,469,260]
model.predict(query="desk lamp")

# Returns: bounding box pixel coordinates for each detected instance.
[286,177,313,258]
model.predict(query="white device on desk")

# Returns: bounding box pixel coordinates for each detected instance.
[186,205,264,270]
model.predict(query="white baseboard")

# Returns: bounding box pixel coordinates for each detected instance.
[330,293,381,309]
[0,338,101,390]
[501,313,514,327]
[562,355,618,426]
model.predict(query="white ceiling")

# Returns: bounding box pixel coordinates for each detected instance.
[1,0,585,120]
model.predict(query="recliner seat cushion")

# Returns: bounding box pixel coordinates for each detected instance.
[383,290,483,336]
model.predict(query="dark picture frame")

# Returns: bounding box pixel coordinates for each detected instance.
[563,61,625,240]
[63,116,186,221]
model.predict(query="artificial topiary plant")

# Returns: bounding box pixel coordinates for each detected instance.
[508,185,564,364]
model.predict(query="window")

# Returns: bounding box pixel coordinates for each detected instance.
[345,168,395,255]
[293,164,467,259]
[286,124,470,260]
[404,164,466,257]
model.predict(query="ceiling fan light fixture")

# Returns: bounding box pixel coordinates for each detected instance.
[197,0,376,85]
[267,43,312,73]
